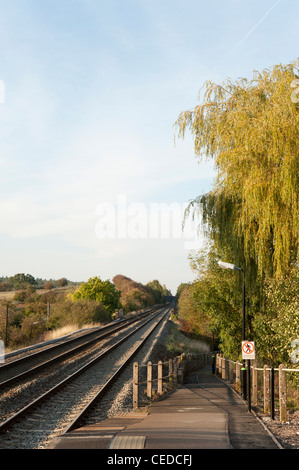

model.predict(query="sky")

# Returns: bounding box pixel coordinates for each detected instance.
[0,0,298,294]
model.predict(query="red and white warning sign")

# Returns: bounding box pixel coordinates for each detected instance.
[242,341,255,360]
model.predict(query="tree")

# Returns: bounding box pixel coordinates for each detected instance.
[146,280,164,304]
[121,289,151,313]
[48,298,111,329]
[58,278,68,287]
[175,61,299,361]
[0,281,13,292]
[9,273,37,290]
[44,281,55,290]
[20,314,45,341]
[179,245,243,358]
[175,63,299,280]
[253,268,299,366]
[113,275,155,311]
[176,283,190,299]
[73,277,122,314]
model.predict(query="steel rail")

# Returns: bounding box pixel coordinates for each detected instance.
[1,320,124,369]
[63,306,171,433]
[0,306,170,434]
[0,306,162,387]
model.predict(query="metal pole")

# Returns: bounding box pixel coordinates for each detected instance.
[211,354,216,374]
[241,270,247,400]
[241,366,247,400]
[247,359,251,412]
[242,271,246,341]
[218,262,248,402]
[279,364,287,422]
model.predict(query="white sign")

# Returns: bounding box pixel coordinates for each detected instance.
[242,341,255,360]
[0,340,4,363]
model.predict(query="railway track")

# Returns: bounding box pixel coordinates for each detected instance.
[0,306,161,385]
[0,306,164,420]
[0,304,172,449]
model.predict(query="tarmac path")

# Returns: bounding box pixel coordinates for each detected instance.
[184,369,280,449]
[48,366,281,450]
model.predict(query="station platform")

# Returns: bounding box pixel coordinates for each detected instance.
[47,368,280,450]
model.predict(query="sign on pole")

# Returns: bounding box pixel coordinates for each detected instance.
[242,341,255,360]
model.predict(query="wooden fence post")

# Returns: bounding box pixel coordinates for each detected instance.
[218,354,222,376]
[169,359,173,385]
[158,360,163,395]
[264,365,270,414]
[133,362,139,408]
[222,357,226,379]
[173,357,178,385]
[279,364,287,423]
[147,361,152,398]
[252,363,258,406]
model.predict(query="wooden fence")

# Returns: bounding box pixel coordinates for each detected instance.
[132,352,214,408]
[216,354,299,422]
[132,356,180,408]
[132,352,298,421]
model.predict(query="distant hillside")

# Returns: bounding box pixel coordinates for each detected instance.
[0,273,81,292]
[113,274,154,312]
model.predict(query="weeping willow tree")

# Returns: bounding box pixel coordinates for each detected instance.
[176,63,298,279]
[175,62,299,361]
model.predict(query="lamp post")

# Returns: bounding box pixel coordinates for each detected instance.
[217,261,247,400]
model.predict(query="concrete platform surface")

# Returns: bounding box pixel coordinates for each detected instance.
[47,369,280,450]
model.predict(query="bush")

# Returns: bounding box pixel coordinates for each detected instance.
[253,269,299,366]
[121,289,152,313]
[44,281,55,290]
[13,288,36,302]
[47,298,111,330]
[21,314,46,341]
[73,277,122,314]
[0,282,13,292]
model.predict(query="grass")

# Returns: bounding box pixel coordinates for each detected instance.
[42,324,94,341]
[165,319,211,357]
[4,322,104,354]
[0,286,75,300]
[0,291,16,301]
